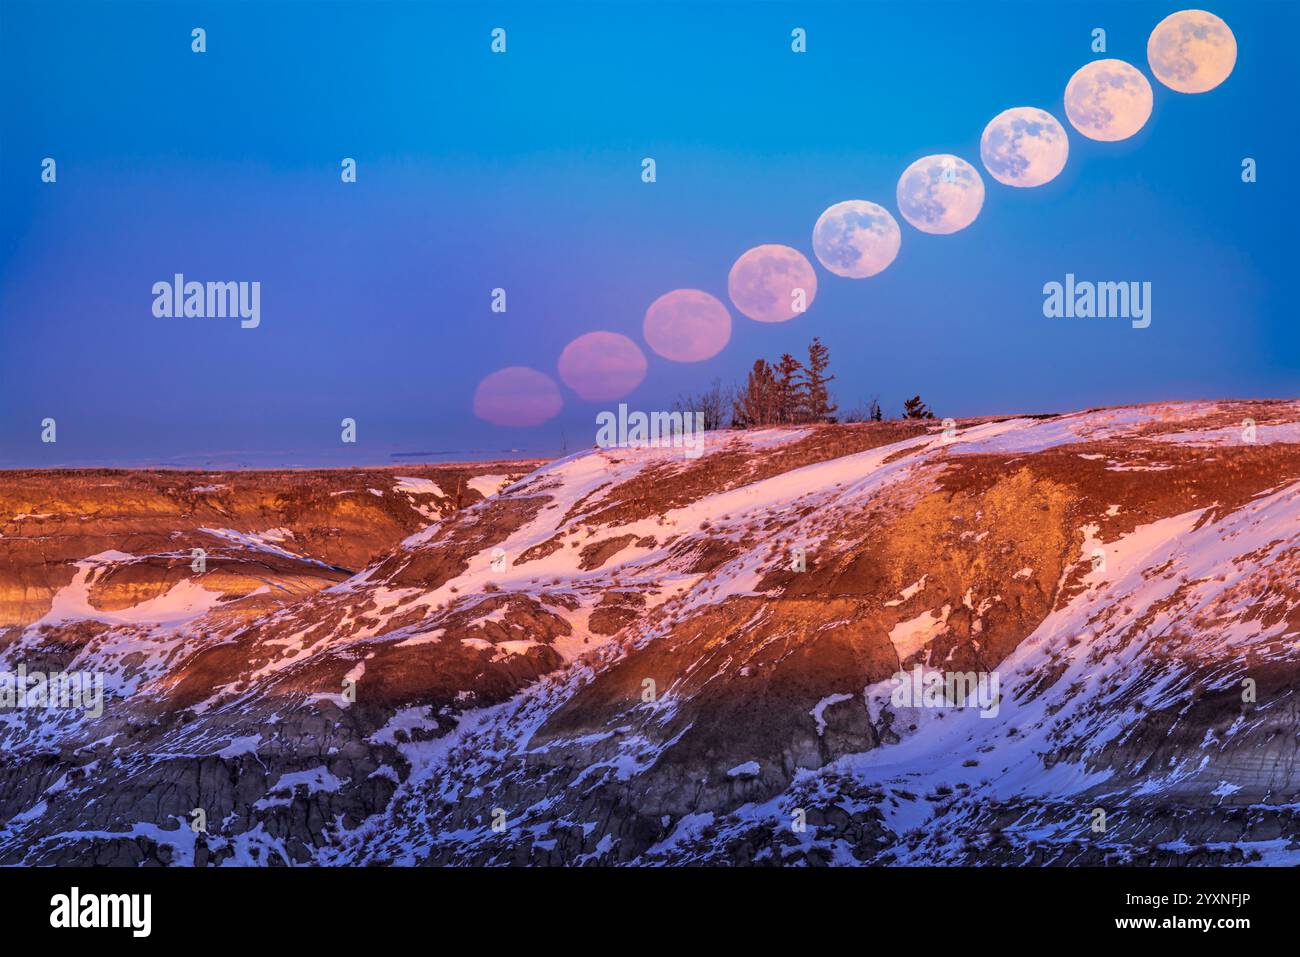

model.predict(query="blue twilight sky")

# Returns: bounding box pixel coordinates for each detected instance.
[1,0,1296,467]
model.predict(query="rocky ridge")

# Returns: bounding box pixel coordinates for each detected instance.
[1,403,1297,866]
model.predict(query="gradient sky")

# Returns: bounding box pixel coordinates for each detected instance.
[1,1,1296,467]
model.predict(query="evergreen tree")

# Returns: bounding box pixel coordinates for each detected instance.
[775,353,807,424]
[804,337,837,422]
[902,395,935,419]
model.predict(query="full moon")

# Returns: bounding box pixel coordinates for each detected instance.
[895,155,985,235]
[557,331,647,401]
[727,244,818,323]
[811,201,901,277]
[1148,9,1237,93]
[980,107,1069,187]
[473,367,562,427]
[643,289,731,362]
[1064,59,1154,141]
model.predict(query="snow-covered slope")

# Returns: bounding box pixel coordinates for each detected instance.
[2,402,1298,865]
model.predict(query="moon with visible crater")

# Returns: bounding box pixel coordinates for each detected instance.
[896,155,985,235]
[811,201,901,278]
[980,107,1070,187]
[728,244,818,322]
[1064,58,1153,142]
[1148,9,1236,94]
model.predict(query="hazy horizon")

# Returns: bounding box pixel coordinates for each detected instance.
[4,392,1296,470]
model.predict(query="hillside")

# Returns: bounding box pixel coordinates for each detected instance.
[1,402,1297,865]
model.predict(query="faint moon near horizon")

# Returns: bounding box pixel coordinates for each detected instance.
[1148,9,1236,93]
[727,244,818,323]
[1064,59,1154,141]
[557,331,647,401]
[895,155,985,235]
[643,289,732,362]
[811,201,901,278]
[980,107,1069,188]
[473,367,562,427]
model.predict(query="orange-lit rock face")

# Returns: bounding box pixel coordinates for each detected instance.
[0,464,535,629]
[3,401,1300,866]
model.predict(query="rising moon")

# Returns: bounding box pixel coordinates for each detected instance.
[1148,9,1237,94]
[980,107,1069,187]
[557,331,647,401]
[727,244,818,323]
[473,367,563,427]
[895,155,985,235]
[1064,59,1154,142]
[811,201,901,277]
[643,289,732,362]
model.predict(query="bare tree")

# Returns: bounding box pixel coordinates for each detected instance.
[844,397,883,423]
[732,360,781,428]
[674,379,732,431]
